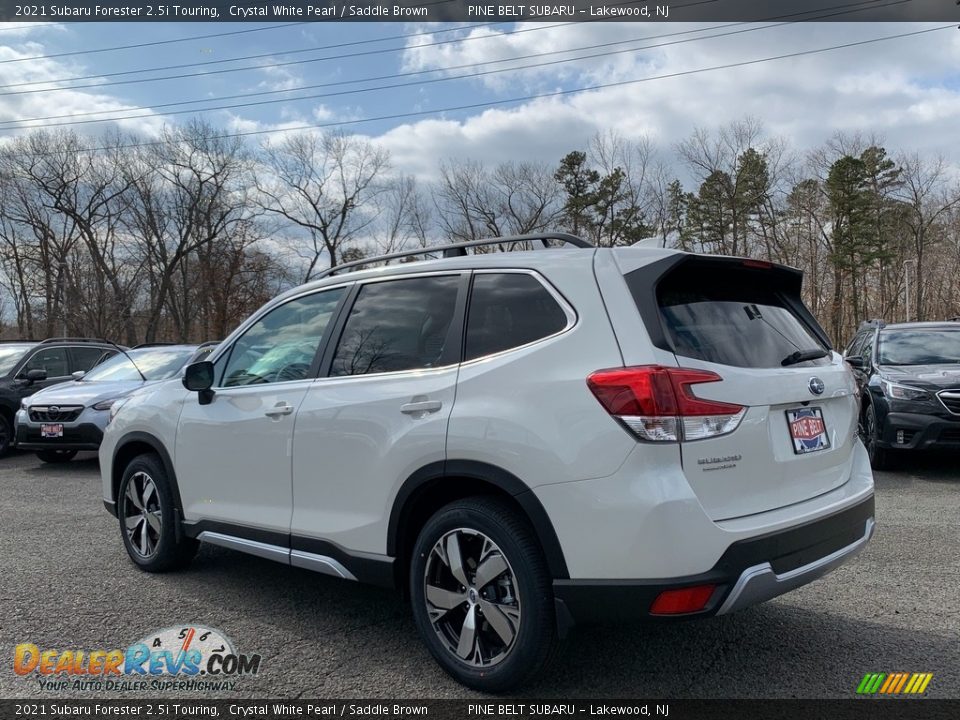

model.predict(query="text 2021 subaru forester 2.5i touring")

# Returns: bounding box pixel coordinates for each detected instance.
[101,234,875,691]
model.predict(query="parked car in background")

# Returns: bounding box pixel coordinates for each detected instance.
[101,234,874,691]
[0,338,121,457]
[844,320,960,469]
[15,342,216,463]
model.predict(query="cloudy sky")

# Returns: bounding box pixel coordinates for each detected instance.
[0,19,958,179]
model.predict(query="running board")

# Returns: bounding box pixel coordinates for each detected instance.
[197,531,357,581]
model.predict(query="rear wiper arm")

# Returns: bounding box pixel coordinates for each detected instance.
[781,348,829,367]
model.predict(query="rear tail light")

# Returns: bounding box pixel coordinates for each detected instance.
[587,365,746,442]
[650,584,717,615]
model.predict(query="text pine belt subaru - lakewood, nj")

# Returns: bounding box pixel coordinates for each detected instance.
[99,233,874,692]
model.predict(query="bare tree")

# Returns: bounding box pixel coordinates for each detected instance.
[897,153,960,321]
[123,120,255,342]
[256,131,390,280]
[5,130,139,343]
[434,159,562,243]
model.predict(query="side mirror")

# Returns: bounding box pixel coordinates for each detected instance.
[182,361,215,405]
[25,368,48,383]
[72,371,85,380]
[844,356,864,369]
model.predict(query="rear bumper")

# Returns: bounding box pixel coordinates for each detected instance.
[553,494,874,626]
[14,421,103,451]
[716,516,874,614]
[877,411,960,449]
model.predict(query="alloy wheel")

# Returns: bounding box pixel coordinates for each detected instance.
[0,416,10,454]
[123,472,162,558]
[865,409,878,451]
[423,528,521,668]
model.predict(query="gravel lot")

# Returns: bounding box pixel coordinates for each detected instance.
[1,448,957,699]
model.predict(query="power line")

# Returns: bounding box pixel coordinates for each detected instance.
[0,0,490,63]
[0,0,903,118]
[0,0,718,93]
[0,22,312,63]
[0,22,505,70]
[0,23,64,32]
[0,24,765,127]
[0,2,912,131]
[0,21,558,94]
[11,23,953,158]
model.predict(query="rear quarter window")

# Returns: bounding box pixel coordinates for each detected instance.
[464,272,569,361]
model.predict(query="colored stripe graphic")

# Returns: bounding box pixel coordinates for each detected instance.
[857,672,932,694]
[857,673,886,694]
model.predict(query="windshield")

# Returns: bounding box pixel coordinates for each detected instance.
[0,344,33,376]
[878,330,960,365]
[82,347,196,382]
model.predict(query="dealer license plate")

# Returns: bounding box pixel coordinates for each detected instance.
[785,407,830,454]
[41,424,64,438]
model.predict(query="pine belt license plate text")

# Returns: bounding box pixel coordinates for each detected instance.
[785,407,830,454]
[41,424,63,438]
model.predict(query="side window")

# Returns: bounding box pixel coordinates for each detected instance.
[844,333,864,358]
[861,336,874,365]
[221,288,345,387]
[70,346,109,373]
[464,273,569,361]
[24,347,69,377]
[330,275,460,377]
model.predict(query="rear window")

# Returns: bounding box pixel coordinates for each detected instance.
[655,272,828,369]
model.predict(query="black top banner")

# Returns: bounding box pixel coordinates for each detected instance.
[1,0,959,23]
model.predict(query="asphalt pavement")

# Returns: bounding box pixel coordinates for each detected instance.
[1,449,957,699]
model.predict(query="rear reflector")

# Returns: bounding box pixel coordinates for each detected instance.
[587,365,746,442]
[650,584,716,615]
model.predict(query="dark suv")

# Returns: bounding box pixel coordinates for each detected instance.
[844,320,960,469]
[0,338,120,456]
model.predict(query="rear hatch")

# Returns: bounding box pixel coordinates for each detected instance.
[621,254,858,521]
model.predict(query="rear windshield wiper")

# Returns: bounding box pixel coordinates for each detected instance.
[781,348,829,367]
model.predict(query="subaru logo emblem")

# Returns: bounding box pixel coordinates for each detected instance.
[808,377,825,396]
[49,406,60,414]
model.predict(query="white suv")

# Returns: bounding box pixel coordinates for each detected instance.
[101,234,875,691]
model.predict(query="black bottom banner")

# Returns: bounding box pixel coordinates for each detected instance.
[2,700,957,720]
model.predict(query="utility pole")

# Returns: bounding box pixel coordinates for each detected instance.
[903,259,916,322]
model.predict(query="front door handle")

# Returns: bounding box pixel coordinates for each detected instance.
[264,402,294,418]
[400,400,442,416]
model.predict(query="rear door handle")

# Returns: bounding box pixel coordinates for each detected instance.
[400,400,442,415]
[264,402,295,418]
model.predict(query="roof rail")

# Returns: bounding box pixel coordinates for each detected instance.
[315,232,593,280]
[39,337,112,345]
[132,342,177,349]
[858,319,886,330]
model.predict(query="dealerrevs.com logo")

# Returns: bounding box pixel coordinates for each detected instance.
[14,625,262,692]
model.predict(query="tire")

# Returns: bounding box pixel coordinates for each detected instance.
[117,453,197,572]
[0,413,11,458]
[36,449,78,464]
[862,402,893,471]
[409,497,558,692]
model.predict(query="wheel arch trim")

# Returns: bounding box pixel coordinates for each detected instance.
[111,431,183,512]
[388,459,570,580]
